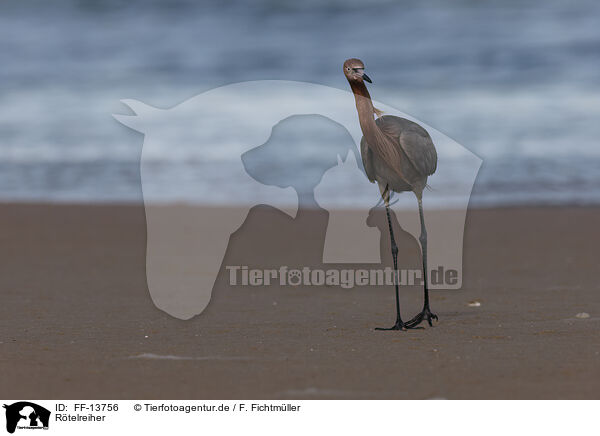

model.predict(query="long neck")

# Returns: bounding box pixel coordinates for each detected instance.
[349,80,388,150]
[349,80,375,129]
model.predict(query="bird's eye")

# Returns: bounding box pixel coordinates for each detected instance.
[346,67,350,71]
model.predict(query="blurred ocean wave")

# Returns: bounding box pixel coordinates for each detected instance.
[1,0,600,207]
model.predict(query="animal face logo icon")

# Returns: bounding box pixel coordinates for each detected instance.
[3,402,50,434]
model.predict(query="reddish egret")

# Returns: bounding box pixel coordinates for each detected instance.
[343,58,438,330]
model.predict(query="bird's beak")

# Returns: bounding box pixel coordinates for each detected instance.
[362,73,372,83]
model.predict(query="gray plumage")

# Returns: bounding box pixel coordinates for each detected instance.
[361,115,437,199]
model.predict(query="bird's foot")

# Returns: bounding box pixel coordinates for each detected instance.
[375,323,405,331]
[374,318,415,331]
[404,307,438,328]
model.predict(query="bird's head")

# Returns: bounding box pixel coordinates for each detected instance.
[343,58,372,83]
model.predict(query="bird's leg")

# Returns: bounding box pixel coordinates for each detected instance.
[375,187,408,331]
[405,198,438,328]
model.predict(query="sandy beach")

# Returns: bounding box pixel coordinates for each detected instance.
[1,203,598,399]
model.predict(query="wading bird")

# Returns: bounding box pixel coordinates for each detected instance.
[343,58,438,330]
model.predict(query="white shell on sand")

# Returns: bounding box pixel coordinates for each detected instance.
[575,312,590,319]
[468,301,481,307]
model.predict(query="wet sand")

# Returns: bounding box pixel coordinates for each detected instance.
[0,203,599,399]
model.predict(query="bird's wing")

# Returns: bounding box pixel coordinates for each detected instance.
[377,116,437,176]
[398,129,437,176]
[360,136,377,183]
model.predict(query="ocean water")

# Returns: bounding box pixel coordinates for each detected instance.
[1,0,600,207]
